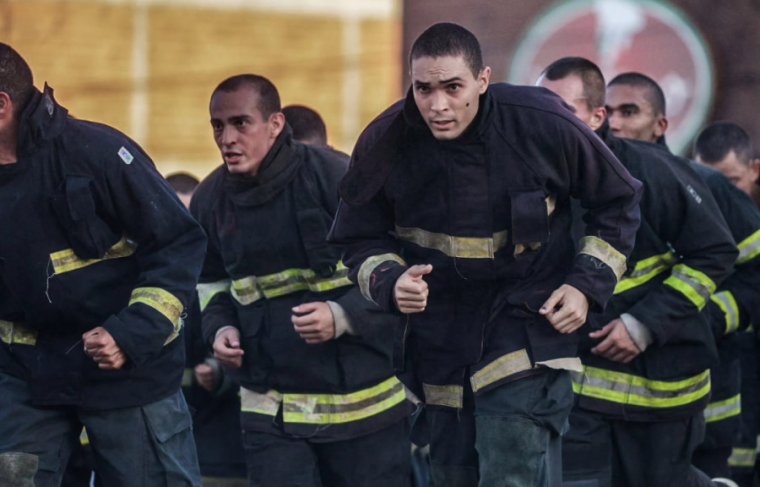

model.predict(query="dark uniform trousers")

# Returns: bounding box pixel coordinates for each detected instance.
[0,371,200,487]
[426,369,573,487]
[562,408,713,487]
[241,419,411,487]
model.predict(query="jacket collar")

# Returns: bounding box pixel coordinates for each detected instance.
[224,124,301,206]
[17,84,68,158]
[401,86,494,143]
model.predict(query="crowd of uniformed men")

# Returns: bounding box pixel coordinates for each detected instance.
[1,20,760,487]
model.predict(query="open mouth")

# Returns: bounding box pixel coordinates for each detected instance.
[223,152,243,164]
[431,120,454,130]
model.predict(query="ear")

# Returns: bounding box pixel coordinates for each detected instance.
[589,106,607,131]
[478,66,492,94]
[654,116,669,138]
[750,158,760,180]
[0,92,16,132]
[268,111,286,139]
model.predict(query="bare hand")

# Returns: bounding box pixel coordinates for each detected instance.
[194,362,218,392]
[83,326,127,370]
[213,327,244,369]
[292,302,335,344]
[539,284,589,333]
[394,264,433,314]
[590,319,641,363]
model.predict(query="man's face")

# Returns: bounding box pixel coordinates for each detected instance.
[605,84,666,142]
[697,150,760,196]
[537,74,605,130]
[209,86,282,177]
[410,55,490,140]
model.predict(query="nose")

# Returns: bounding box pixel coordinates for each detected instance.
[429,90,449,113]
[607,111,621,132]
[219,125,237,146]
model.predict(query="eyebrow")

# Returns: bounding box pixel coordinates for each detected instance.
[413,76,465,87]
[606,103,640,112]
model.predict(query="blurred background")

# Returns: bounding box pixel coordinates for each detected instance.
[3,0,758,176]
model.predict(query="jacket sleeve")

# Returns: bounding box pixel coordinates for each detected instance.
[328,116,408,313]
[189,187,239,346]
[536,113,643,310]
[625,159,738,346]
[88,138,207,366]
[700,170,760,338]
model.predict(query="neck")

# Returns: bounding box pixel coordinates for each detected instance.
[751,184,760,211]
[0,125,18,165]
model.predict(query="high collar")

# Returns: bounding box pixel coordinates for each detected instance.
[224,124,301,206]
[17,84,68,158]
[401,86,494,144]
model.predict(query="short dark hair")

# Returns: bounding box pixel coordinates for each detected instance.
[608,72,666,116]
[694,122,754,166]
[410,22,484,78]
[0,43,34,115]
[282,105,327,146]
[540,57,606,110]
[211,74,281,118]
[165,172,199,194]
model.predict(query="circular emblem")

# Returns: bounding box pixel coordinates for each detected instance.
[509,0,713,154]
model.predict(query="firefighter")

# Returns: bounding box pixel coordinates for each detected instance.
[695,122,760,486]
[608,73,760,486]
[190,74,412,487]
[539,59,744,486]
[0,43,206,486]
[329,23,643,486]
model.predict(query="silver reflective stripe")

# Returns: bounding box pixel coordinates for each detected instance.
[738,229,760,264]
[422,383,464,409]
[395,225,508,259]
[710,291,740,335]
[0,320,37,346]
[728,448,757,468]
[196,279,231,312]
[572,367,711,408]
[357,253,406,303]
[578,236,627,280]
[240,388,282,416]
[470,349,532,393]
[281,377,407,424]
[181,368,194,387]
[704,393,741,423]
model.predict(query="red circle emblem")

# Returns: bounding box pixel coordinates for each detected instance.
[509,0,714,154]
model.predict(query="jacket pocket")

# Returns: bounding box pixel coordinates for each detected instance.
[510,189,551,249]
[50,176,119,259]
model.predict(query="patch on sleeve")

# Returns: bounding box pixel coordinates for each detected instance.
[118,146,134,165]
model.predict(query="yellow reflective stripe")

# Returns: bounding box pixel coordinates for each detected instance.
[129,287,183,344]
[578,236,627,280]
[283,376,406,424]
[711,291,740,335]
[470,349,532,393]
[572,367,711,409]
[357,253,406,302]
[49,237,136,275]
[0,320,37,346]
[79,428,89,446]
[664,264,717,310]
[728,448,757,468]
[738,229,760,265]
[231,263,353,306]
[395,225,508,259]
[231,276,262,306]
[423,383,463,409]
[181,368,194,387]
[197,280,231,312]
[704,393,741,423]
[240,388,282,416]
[614,251,677,294]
